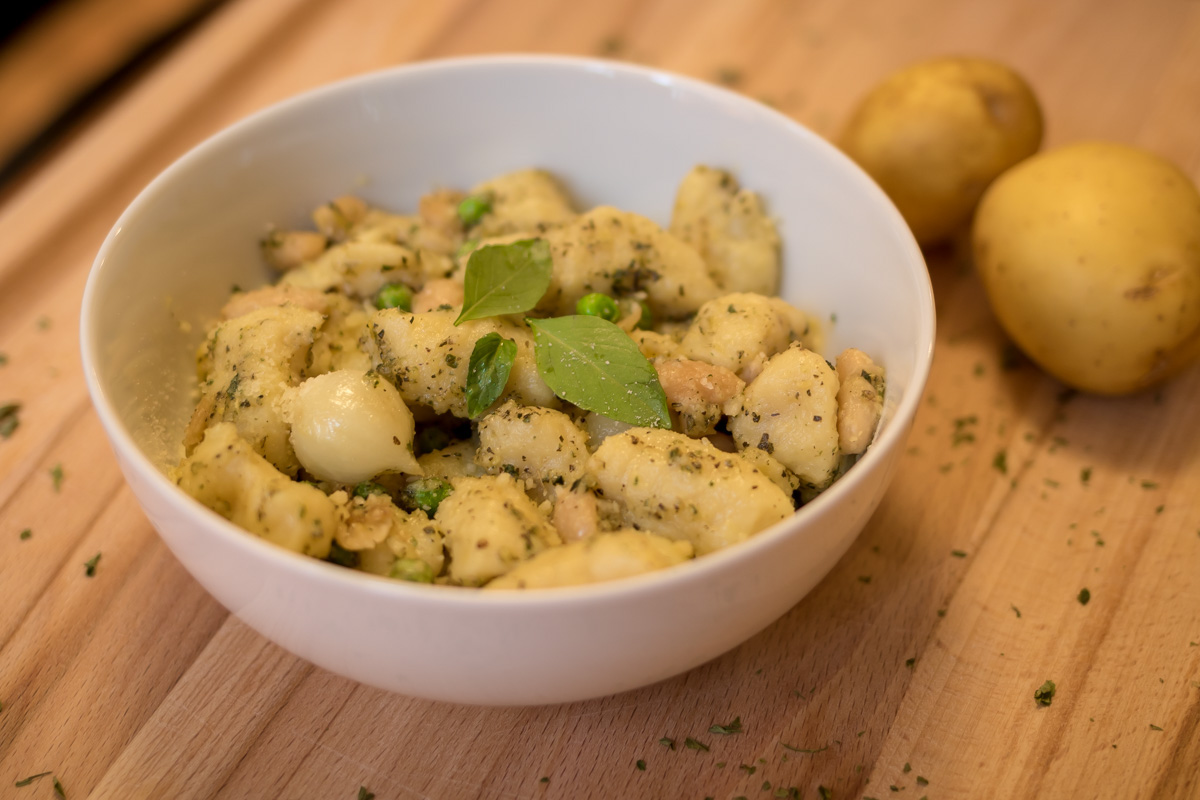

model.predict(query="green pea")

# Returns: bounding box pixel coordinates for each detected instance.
[413,427,453,457]
[457,194,492,226]
[326,541,359,569]
[375,282,413,311]
[635,300,653,330]
[575,292,621,322]
[400,477,453,516]
[353,481,388,499]
[389,558,434,583]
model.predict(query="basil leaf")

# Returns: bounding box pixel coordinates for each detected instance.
[528,316,671,429]
[455,239,552,324]
[466,333,517,418]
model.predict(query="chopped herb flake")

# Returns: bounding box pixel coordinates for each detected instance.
[1078,588,1091,605]
[1011,604,1022,618]
[992,449,1008,474]
[539,777,549,784]
[684,737,709,752]
[15,772,51,787]
[1081,467,1092,485]
[715,66,743,85]
[1141,480,1158,489]
[1149,724,1163,731]
[818,786,833,800]
[50,463,63,491]
[709,716,742,735]
[905,657,916,669]
[636,759,646,770]
[1034,680,1056,706]
[903,762,911,773]
[739,764,757,775]
[20,528,31,540]
[780,742,827,754]
[950,549,968,558]
[0,403,20,438]
[658,737,675,750]
[84,553,101,577]
[358,788,375,800]
[916,777,929,786]
[858,575,872,584]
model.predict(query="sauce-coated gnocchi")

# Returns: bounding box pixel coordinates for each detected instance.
[174,166,885,589]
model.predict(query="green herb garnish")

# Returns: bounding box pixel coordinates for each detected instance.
[455,239,552,324]
[658,737,675,750]
[1034,679,1056,706]
[465,333,517,418]
[780,742,827,754]
[684,737,709,752]
[950,550,967,558]
[1149,724,1163,731]
[528,315,670,428]
[1078,588,1091,605]
[84,553,101,577]
[20,528,31,540]
[50,464,64,492]
[992,449,1008,475]
[1011,604,1021,618]
[358,787,375,800]
[0,403,20,438]
[709,716,742,735]
[635,759,646,770]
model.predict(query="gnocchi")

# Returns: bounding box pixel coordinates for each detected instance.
[174,167,886,589]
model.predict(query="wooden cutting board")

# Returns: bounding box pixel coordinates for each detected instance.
[1,0,1197,797]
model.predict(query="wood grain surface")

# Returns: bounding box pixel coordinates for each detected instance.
[1,0,1198,798]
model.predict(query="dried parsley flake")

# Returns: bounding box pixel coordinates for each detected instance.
[1034,680,1056,706]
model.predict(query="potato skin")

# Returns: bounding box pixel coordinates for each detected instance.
[973,141,1200,394]
[840,57,1043,245]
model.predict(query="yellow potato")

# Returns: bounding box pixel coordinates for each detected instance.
[840,57,1043,245]
[973,141,1200,394]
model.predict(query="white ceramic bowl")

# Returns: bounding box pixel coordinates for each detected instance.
[81,55,933,705]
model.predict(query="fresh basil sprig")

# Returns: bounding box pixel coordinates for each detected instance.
[455,239,552,324]
[527,316,671,429]
[466,333,517,418]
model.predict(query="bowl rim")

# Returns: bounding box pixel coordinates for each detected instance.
[80,52,935,609]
